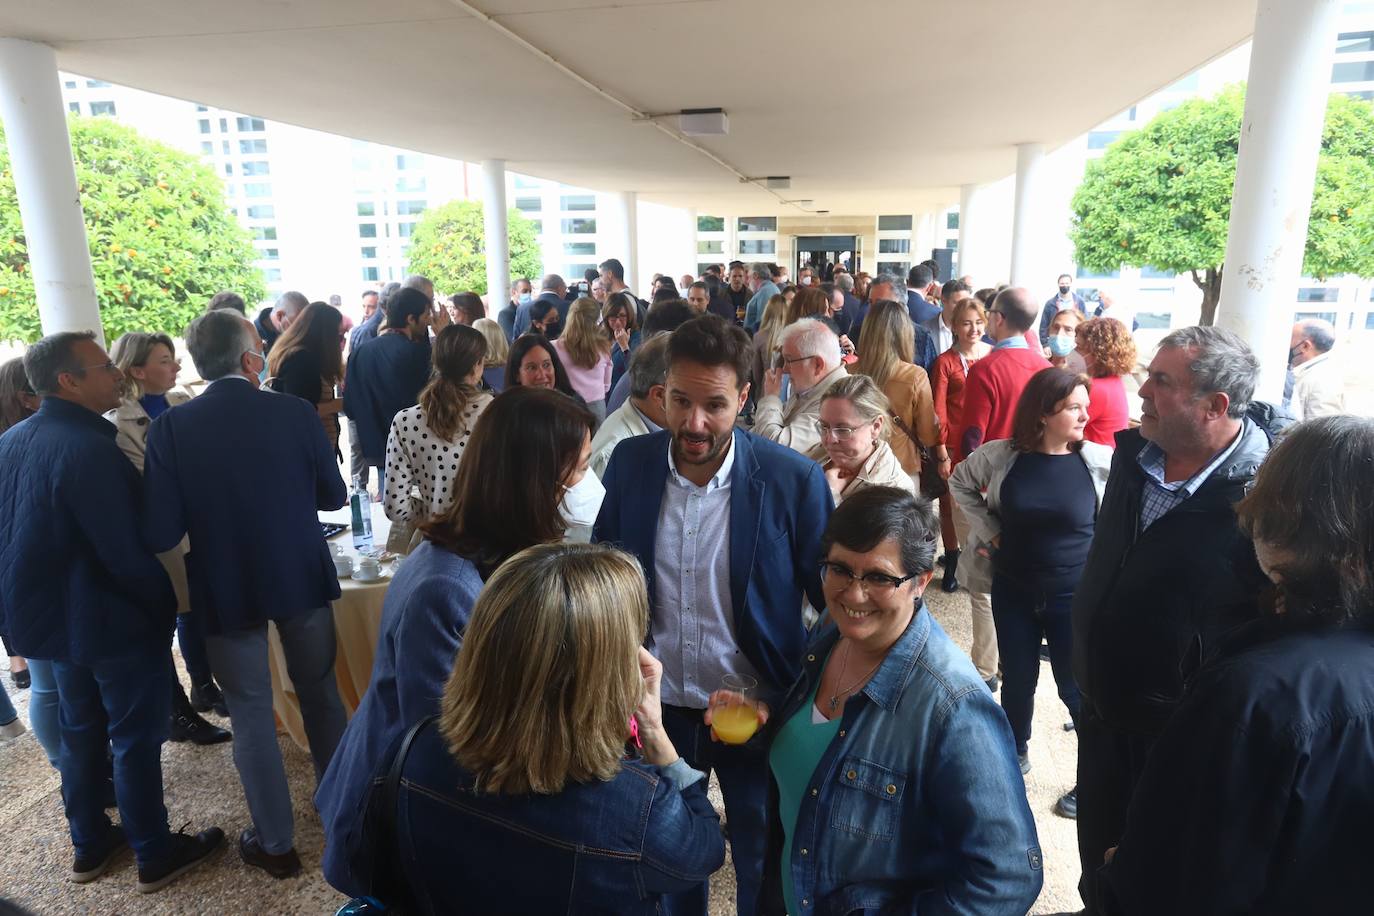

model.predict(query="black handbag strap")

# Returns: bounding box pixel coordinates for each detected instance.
[373,715,436,907]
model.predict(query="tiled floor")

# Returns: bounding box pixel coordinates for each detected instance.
[0,585,1083,914]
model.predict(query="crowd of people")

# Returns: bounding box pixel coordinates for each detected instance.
[0,249,1369,916]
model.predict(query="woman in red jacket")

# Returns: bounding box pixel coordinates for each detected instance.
[1075,317,1137,447]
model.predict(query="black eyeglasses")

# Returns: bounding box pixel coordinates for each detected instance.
[819,560,919,595]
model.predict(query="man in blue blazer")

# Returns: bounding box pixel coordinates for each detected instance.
[144,310,349,880]
[594,315,832,916]
[905,262,943,325]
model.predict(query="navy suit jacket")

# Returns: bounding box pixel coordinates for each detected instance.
[593,428,832,694]
[143,378,349,634]
[514,292,570,339]
[907,289,943,325]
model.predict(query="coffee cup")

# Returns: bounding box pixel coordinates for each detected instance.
[354,557,382,581]
[333,554,354,577]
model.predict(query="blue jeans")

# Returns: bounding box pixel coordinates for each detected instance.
[990,574,1081,755]
[176,610,213,686]
[25,658,62,768]
[205,607,346,855]
[660,704,768,916]
[52,644,174,865]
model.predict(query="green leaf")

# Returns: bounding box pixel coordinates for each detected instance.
[405,200,542,296]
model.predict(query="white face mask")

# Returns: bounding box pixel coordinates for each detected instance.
[799,276,812,287]
[559,471,606,529]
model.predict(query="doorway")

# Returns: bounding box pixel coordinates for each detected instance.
[795,235,860,281]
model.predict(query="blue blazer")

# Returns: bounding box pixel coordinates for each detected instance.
[593,428,832,693]
[143,378,349,634]
[907,289,943,325]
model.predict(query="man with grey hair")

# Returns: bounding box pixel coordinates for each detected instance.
[742,262,779,334]
[754,317,847,454]
[514,274,570,339]
[589,334,670,478]
[1070,325,1276,910]
[864,273,938,370]
[254,290,307,359]
[401,274,434,301]
[144,309,349,880]
[1287,317,1344,421]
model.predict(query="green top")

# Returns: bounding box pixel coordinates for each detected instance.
[768,658,843,916]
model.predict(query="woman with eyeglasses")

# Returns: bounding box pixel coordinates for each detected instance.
[806,375,913,505]
[950,367,1112,819]
[734,487,1041,916]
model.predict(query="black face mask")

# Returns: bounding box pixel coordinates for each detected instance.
[1288,345,1304,367]
[1058,285,1071,295]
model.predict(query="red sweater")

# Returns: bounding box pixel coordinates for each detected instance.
[1084,373,1130,447]
[958,345,1051,460]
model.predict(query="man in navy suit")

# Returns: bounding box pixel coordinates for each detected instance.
[513,274,571,339]
[594,315,833,916]
[144,310,349,880]
[906,262,943,325]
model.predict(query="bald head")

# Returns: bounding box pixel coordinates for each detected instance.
[989,287,1038,336]
[1290,318,1336,367]
[541,274,567,297]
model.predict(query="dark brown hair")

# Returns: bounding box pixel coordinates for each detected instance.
[267,302,344,384]
[419,386,595,569]
[784,286,829,326]
[450,292,485,324]
[1010,367,1092,452]
[666,314,753,390]
[505,334,577,398]
[418,325,487,441]
[1236,415,1374,623]
[0,357,37,434]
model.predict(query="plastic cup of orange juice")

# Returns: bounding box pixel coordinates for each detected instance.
[711,674,760,745]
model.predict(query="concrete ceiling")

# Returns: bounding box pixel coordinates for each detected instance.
[1,0,1257,215]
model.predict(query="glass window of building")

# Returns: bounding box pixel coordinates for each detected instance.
[739,239,776,255]
[1337,31,1374,53]
[237,117,266,132]
[89,101,116,117]
[224,163,232,176]
[528,220,542,234]
[252,227,277,240]
[1333,61,1374,82]
[698,240,724,254]
[396,200,426,215]
[946,212,959,230]
[200,141,213,155]
[515,196,542,212]
[85,79,110,88]
[264,268,283,282]
[738,217,777,232]
[1297,287,1339,303]
[877,261,910,276]
[222,140,230,155]
[244,183,271,198]
[240,162,269,177]
[564,242,596,256]
[359,223,378,238]
[395,154,423,170]
[878,215,913,231]
[697,215,725,232]
[398,222,416,238]
[560,194,595,211]
[563,218,596,234]
[396,176,426,192]
[219,118,228,133]
[360,247,377,259]
[262,248,279,259]
[63,80,76,89]
[68,102,80,114]
[1140,266,1175,279]
[246,205,274,219]
[239,139,268,154]
[566,263,597,279]
[878,238,911,254]
[1087,130,1123,150]
[362,266,380,281]
[357,202,375,217]
[198,119,211,134]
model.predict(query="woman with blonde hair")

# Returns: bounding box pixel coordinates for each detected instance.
[383,324,493,546]
[806,375,914,504]
[750,292,791,402]
[553,296,613,425]
[325,541,726,911]
[849,299,944,486]
[105,331,230,745]
[472,318,509,392]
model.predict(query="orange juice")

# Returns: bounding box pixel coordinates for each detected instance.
[712,703,760,745]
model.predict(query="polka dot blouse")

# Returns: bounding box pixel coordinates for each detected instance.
[382,392,494,525]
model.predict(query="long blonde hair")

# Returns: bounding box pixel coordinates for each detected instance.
[473,318,509,369]
[758,293,790,359]
[852,299,914,389]
[561,297,611,370]
[441,543,649,795]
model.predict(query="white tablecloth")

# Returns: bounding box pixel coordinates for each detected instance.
[267,504,395,751]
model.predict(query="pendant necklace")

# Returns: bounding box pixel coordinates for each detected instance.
[827,638,883,713]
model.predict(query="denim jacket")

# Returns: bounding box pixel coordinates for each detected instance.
[393,723,726,914]
[758,608,1042,915]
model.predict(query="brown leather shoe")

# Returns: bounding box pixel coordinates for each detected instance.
[237,829,301,879]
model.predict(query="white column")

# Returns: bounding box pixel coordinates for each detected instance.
[0,40,103,343]
[481,159,509,314]
[1009,142,1046,288]
[1218,0,1341,403]
[913,212,938,264]
[957,183,988,284]
[610,191,639,295]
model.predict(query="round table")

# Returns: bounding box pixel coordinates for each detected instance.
[267,505,398,751]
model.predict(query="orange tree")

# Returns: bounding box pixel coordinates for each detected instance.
[0,114,265,342]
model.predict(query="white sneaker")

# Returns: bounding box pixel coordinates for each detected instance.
[0,717,26,741]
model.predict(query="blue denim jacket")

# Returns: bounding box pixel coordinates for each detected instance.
[759,607,1042,915]
[393,724,727,914]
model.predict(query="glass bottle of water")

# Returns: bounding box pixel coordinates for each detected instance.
[350,476,373,553]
